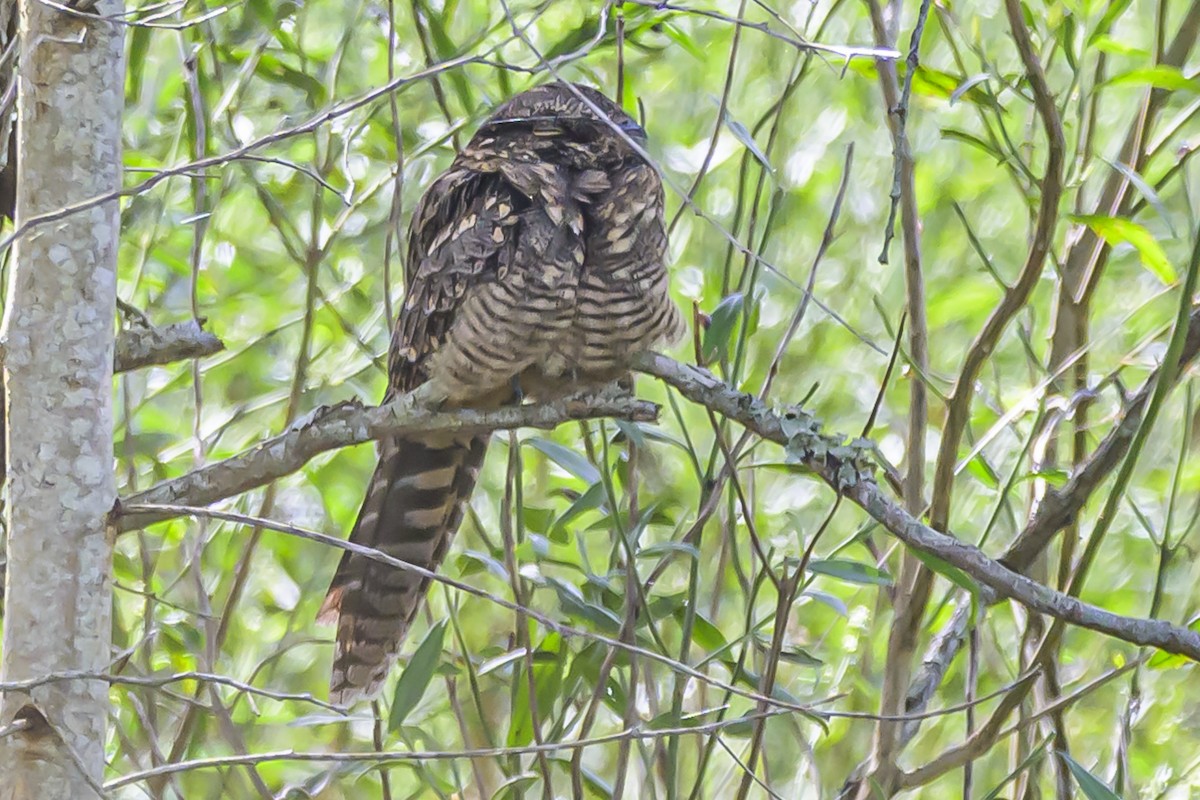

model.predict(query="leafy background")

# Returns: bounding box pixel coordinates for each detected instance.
[96,0,1200,796]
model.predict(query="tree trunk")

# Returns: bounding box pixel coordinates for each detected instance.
[0,2,124,798]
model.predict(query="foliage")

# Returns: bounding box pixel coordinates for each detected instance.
[26,0,1200,796]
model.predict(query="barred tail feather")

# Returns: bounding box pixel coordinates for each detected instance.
[319,432,488,704]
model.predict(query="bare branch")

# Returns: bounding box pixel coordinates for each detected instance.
[928,0,1066,535]
[115,351,1200,663]
[114,320,224,373]
[632,352,1200,662]
[899,308,1200,741]
[1005,314,1200,569]
[117,389,659,530]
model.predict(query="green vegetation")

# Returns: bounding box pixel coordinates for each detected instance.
[96,0,1200,796]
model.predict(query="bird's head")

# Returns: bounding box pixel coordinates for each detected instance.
[470,82,649,167]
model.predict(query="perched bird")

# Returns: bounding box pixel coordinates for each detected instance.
[318,82,684,703]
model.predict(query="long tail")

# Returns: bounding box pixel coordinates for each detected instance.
[319,432,488,704]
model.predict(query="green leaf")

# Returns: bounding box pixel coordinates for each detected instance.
[702,292,745,363]
[127,27,152,102]
[1101,158,1178,236]
[950,73,992,105]
[723,114,772,174]
[981,735,1051,800]
[527,437,601,484]
[1105,66,1200,92]
[549,757,613,798]
[507,633,565,746]
[1087,0,1134,44]
[1058,752,1123,800]
[941,128,1007,164]
[1072,215,1176,284]
[802,590,848,617]
[674,608,728,652]
[254,53,327,108]
[553,481,609,534]
[456,550,509,582]
[911,549,981,596]
[478,648,527,677]
[548,578,623,633]
[659,21,705,61]
[637,541,700,560]
[965,453,1001,489]
[753,633,822,666]
[491,773,540,800]
[612,419,646,448]
[387,620,447,731]
[1089,34,1149,56]
[807,558,892,587]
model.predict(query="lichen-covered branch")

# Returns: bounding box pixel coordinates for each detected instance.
[631,352,1200,662]
[118,389,659,530]
[114,319,224,373]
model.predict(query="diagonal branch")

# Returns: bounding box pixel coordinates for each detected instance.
[632,352,1200,662]
[900,306,1200,735]
[928,0,1065,535]
[1005,309,1200,570]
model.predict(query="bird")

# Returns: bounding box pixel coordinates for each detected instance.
[317,82,684,704]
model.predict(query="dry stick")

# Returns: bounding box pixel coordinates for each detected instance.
[1032,22,1200,776]
[101,707,815,792]
[180,33,274,799]
[116,495,1076,775]
[115,351,1200,663]
[759,144,854,401]
[621,0,899,61]
[123,503,835,719]
[667,0,749,233]
[152,145,333,796]
[0,55,495,254]
[898,653,1143,788]
[499,432,555,800]
[926,0,1065,561]
[734,498,842,800]
[1056,228,1200,636]
[729,147,855,796]
[860,0,933,789]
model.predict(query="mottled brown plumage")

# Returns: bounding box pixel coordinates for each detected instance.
[319,82,684,703]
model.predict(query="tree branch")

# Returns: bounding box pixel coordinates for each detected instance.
[632,352,1200,662]
[114,319,224,373]
[116,352,1200,663]
[1004,310,1200,569]
[900,306,1200,733]
[117,389,659,530]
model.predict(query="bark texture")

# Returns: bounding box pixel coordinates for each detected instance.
[0,2,124,797]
